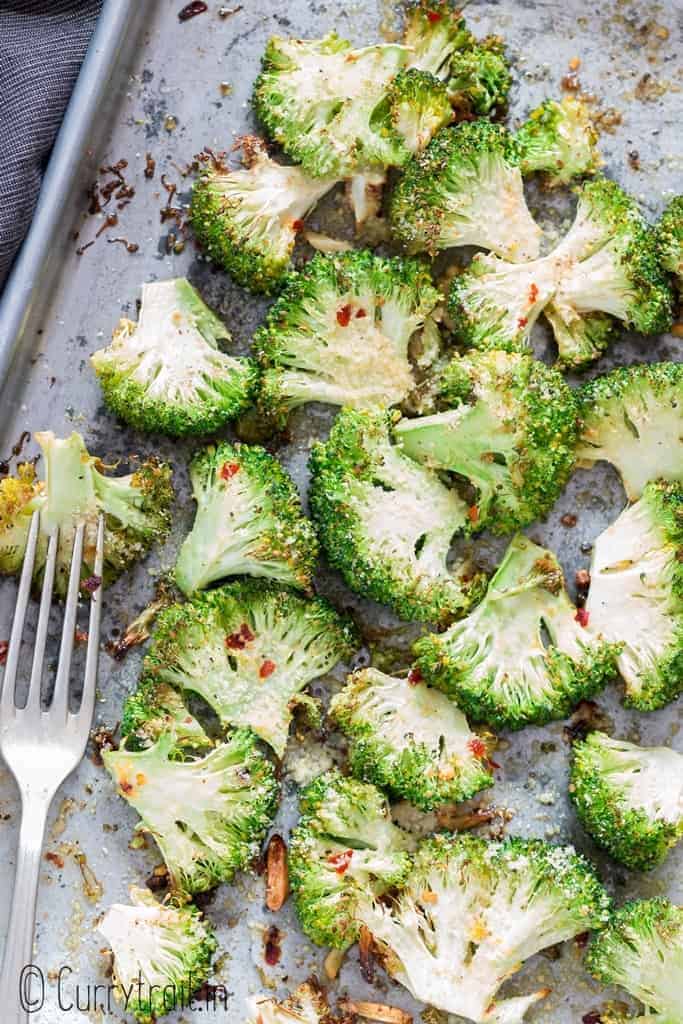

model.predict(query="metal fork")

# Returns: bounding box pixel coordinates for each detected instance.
[0,511,104,1024]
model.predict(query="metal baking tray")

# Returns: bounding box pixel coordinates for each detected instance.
[0,1,681,1022]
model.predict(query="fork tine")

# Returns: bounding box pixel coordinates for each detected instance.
[50,522,85,719]
[72,514,104,731]
[1,511,40,714]
[25,528,59,712]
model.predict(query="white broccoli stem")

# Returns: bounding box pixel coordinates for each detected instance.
[593,736,683,823]
[483,991,550,1024]
[347,170,386,225]
[36,431,98,534]
[553,242,632,320]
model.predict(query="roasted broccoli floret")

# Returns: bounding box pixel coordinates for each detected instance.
[516,96,601,186]
[104,729,278,894]
[656,194,683,289]
[447,36,511,117]
[190,142,338,294]
[255,251,441,427]
[250,982,334,1024]
[97,887,217,1024]
[370,68,453,162]
[576,362,683,501]
[141,580,358,757]
[175,442,317,596]
[330,667,493,810]
[585,480,683,711]
[586,898,683,1022]
[309,407,485,624]
[414,535,619,729]
[403,1,473,79]
[570,731,683,872]
[360,833,611,1022]
[543,303,617,371]
[394,350,578,534]
[288,770,413,949]
[388,122,541,261]
[0,431,172,596]
[121,677,210,753]
[91,279,257,435]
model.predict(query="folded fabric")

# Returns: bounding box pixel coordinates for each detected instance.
[0,0,102,291]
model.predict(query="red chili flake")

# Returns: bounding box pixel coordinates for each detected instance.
[327,850,354,875]
[468,505,479,524]
[178,1,208,20]
[81,575,102,594]
[291,218,304,231]
[467,737,488,759]
[336,304,352,327]
[0,641,8,665]
[355,308,367,319]
[240,623,255,643]
[226,633,246,650]
[487,757,502,770]
[259,659,276,679]
[263,925,282,965]
[575,608,590,628]
[517,317,529,329]
[219,462,240,481]
[45,851,65,869]
[426,10,442,21]
[528,283,539,304]
[407,666,423,686]
[75,629,89,646]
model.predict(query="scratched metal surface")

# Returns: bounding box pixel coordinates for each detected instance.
[0,1,681,1022]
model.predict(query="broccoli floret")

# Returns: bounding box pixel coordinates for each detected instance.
[104,729,278,894]
[91,279,257,435]
[414,535,619,729]
[309,407,486,624]
[288,770,413,949]
[253,33,412,178]
[394,350,578,534]
[360,833,611,1022]
[656,194,683,288]
[516,97,601,186]
[121,677,210,753]
[0,432,172,597]
[370,68,453,161]
[141,580,358,756]
[585,480,683,711]
[388,122,542,261]
[576,362,683,501]
[190,143,339,294]
[570,731,683,872]
[403,2,473,79]
[255,251,441,427]
[250,982,334,1024]
[97,887,217,1023]
[586,898,683,1022]
[543,302,617,371]
[447,37,512,117]
[175,442,317,596]
[330,667,493,810]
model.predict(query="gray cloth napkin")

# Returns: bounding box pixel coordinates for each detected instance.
[0,0,103,291]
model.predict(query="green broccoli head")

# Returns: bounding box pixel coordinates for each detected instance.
[447,36,512,117]
[414,535,619,730]
[585,479,683,712]
[97,887,217,1024]
[360,832,611,1021]
[551,177,674,337]
[586,899,683,1021]
[175,442,318,596]
[656,194,683,286]
[92,278,257,435]
[309,407,486,624]
[330,667,493,810]
[570,731,683,872]
[121,677,210,753]
[253,33,412,177]
[388,122,542,260]
[256,250,441,427]
[0,432,172,596]
[289,770,413,949]
[543,302,617,371]
[250,982,334,1024]
[403,1,473,79]
[141,580,358,757]
[103,729,278,894]
[576,362,683,501]
[190,144,338,295]
[516,96,601,186]
[395,350,579,534]
[370,68,453,161]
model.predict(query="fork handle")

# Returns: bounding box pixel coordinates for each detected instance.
[0,798,50,1024]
